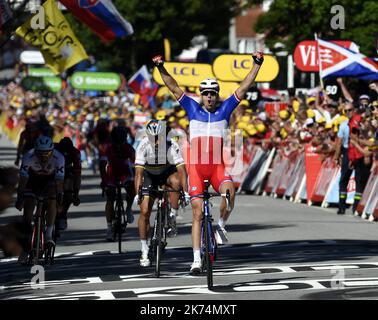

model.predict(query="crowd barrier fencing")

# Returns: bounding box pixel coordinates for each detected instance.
[239,142,378,222]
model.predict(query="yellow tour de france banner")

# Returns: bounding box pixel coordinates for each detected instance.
[153,62,214,87]
[212,54,279,82]
[15,0,88,75]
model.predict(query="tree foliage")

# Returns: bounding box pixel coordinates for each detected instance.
[249,0,378,57]
[66,0,240,77]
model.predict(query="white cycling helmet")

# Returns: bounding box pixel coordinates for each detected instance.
[146,120,164,136]
[199,78,220,94]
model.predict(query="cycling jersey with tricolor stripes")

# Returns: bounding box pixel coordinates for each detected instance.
[177,92,241,198]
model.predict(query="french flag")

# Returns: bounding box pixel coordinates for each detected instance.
[317,38,378,80]
[59,0,134,44]
[128,65,158,108]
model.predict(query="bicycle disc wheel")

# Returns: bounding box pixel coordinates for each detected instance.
[204,216,213,290]
[155,207,163,277]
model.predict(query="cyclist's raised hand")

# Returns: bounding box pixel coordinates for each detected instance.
[152,55,164,67]
[252,52,264,66]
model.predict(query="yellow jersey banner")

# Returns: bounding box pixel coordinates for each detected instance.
[15,0,88,75]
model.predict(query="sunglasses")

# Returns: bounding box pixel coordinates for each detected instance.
[344,108,353,113]
[201,91,217,96]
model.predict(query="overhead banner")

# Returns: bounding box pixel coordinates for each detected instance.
[212,54,279,82]
[294,40,359,72]
[22,76,63,93]
[71,72,121,91]
[153,62,214,87]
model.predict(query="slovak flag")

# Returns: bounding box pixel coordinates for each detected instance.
[128,65,158,108]
[59,0,134,44]
[317,38,378,80]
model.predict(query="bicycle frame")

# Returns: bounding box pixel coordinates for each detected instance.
[141,186,183,277]
[30,194,48,266]
[113,180,127,254]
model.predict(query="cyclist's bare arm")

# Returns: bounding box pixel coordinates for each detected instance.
[176,164,188,193]
[152,55,184,100]
[134,166,144,196]
[235,52,264,100]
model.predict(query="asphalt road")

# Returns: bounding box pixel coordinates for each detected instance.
[1,135,378,301]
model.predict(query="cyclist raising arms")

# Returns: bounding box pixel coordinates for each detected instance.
[100,126,135,241]
[135,120,189,267]
[152,52,264,274]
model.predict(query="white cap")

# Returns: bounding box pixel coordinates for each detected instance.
[257,112,267,121]
[305,118,315,127]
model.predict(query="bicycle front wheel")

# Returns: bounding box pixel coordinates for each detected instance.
[204,215,213,290]
[155,206,163,277]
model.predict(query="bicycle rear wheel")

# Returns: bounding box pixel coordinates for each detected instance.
[155,206,163,277]
[204,215,213,290]
[113,203,123,254]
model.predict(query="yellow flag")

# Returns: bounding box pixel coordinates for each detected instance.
[15,0,88,74]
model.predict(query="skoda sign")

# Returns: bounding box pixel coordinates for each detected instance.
[71,72,121,91]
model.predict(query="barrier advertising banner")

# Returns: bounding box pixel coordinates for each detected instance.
[276,152,300,196]
[304,144,323,203]
[356,170,378,214]
[264,102,287,118]
[311,157,339,203]
[323,169,356,205]
[240,146,270,192]
[264,151,290,194]
[285,154,305,198]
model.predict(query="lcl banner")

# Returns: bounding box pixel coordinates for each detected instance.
[153,62,214,87]
[293,40,358,72]
[212,54,279,82]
